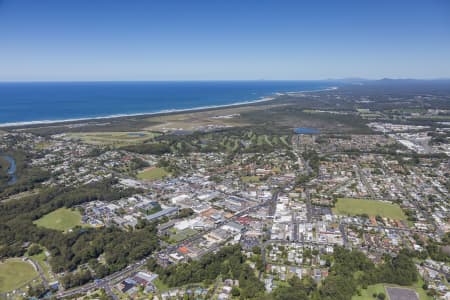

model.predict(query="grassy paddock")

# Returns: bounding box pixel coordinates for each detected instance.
[137,167,169,181]
[33,207,83,231]
[0,259,38,293]
[333,198,406,220]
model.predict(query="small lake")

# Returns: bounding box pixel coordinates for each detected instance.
[2,155,17,185]
[294,127,320,134]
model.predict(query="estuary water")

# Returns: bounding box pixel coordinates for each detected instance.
[2,155,17,185]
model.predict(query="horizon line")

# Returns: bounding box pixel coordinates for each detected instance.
[1,77,450,83]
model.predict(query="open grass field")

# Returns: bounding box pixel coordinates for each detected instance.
[333,198,406,220]
[66,131,159,147]
[409,277,433,300]
[0,259,38,293]
[170,228,198,243]
[137,167,169,181]
[35,142,51,150]
[33,208,83,231]
[241,175,260,183]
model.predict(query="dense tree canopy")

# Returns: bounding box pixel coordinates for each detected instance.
[154,245,265,299]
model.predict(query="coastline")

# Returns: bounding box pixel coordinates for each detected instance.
[0,86,337,129]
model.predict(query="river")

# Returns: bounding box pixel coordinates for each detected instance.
[2,155,17,185]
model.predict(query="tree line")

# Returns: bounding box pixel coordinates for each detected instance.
[148,245,265,299]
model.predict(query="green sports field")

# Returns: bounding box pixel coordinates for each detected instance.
[33,207,83,231]
[0,259,38,293]
[333,198,406,220]
[241,175,260,183]
[137,167,169,180]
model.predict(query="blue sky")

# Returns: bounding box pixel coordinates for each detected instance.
[0,0,449,81]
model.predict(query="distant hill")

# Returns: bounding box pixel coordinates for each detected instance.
[324,78,370,84]
[325,78,450,84]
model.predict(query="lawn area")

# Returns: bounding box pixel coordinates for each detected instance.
[137,167,169,181]
[352,283,385,300]
[0,259,38,293]
[241,175,260,183]
[33,207,83,231]
[333,198,406,220]
[170,228,197,243]
[411,277,433,300]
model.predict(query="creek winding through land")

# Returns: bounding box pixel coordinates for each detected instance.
[2,155,17,185]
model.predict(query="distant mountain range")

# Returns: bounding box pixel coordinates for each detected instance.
[324,78,450,86]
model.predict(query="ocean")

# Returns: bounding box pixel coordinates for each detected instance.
[0,81,335,126]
